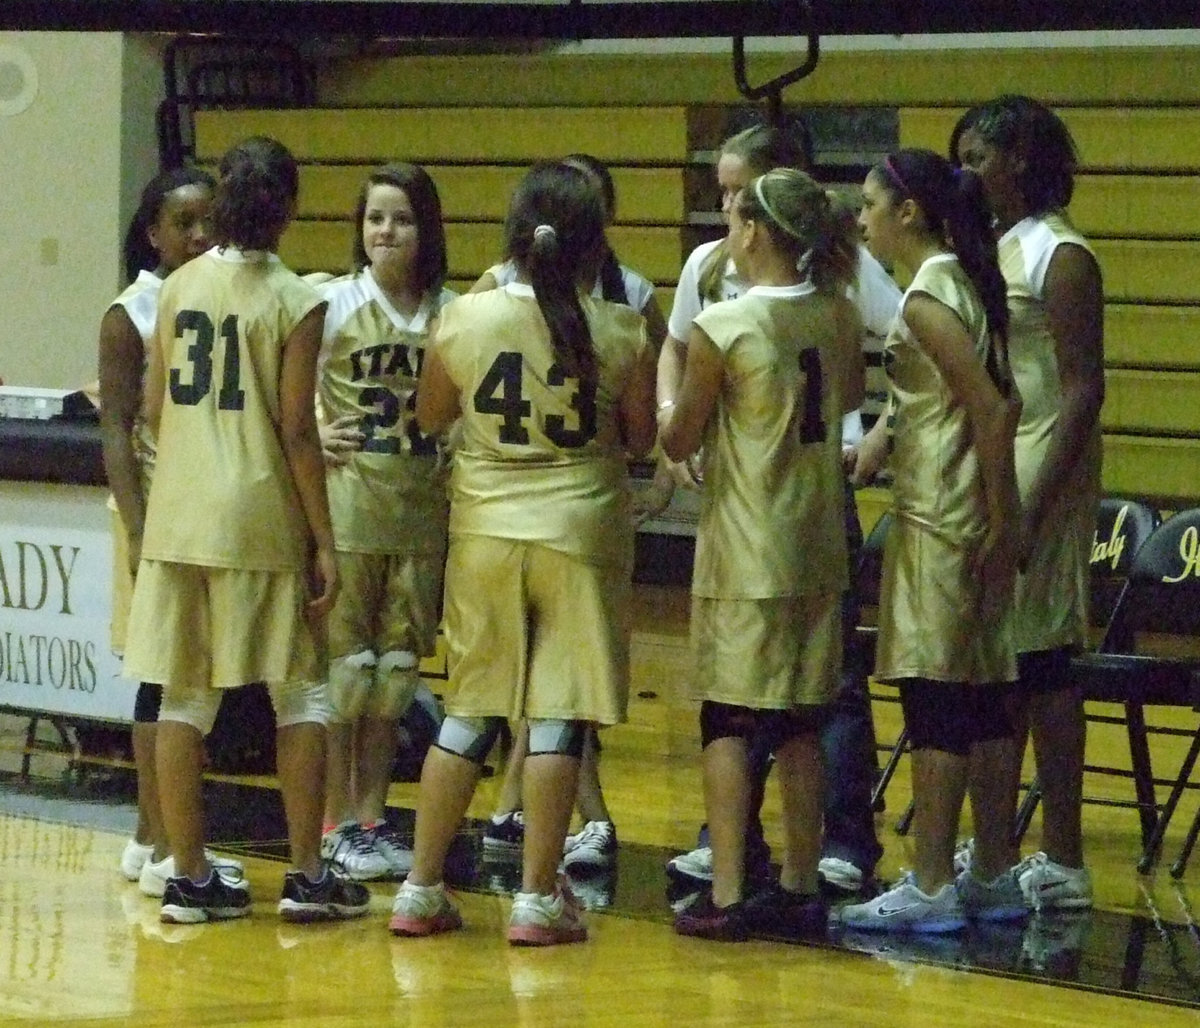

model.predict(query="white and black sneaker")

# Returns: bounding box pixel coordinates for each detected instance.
[562,821,617,871]
[831,872,966,934]
[161,869,251,924]
[278,867,371,922]
[322,821,392,881]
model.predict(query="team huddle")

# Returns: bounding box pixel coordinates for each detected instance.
[100,92,1104,946]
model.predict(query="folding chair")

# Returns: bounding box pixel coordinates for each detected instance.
[1014,496,1162,838]
[1067,506,1200,872]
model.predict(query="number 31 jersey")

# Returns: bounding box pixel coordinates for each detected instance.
[142,247,324,571]
[435,282,650,571]
[318,268,456,556]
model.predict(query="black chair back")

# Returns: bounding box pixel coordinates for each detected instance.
[1101,507,1200,654]
[1090,496,1162,629]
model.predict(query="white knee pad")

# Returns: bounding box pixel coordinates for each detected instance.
[328,649,377,722]
[270,680,332,728]
[367,650,420,719]
[158,687,223,735]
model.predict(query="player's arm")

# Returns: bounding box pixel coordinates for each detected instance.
[1020,243,1105,562]
[659,325,722,463]
[835,299,867,417]
[415,344,461,436]
[618,339,657,459]
[279,304,339,618]
[98,306,149,572]
[639,294,669,357]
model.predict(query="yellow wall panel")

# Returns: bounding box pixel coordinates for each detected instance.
[1093,241,1200,303]
[1102,434,1200,503]
[1101,370,1200,435]
[318,49,1200,108]
[1106,305,1200,370]
[196,107,690,163]
[1070,176,1200,238]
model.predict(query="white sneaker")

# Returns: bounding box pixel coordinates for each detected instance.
[819,856,864,893]
[138,851,246,898]
[1017,852,1093,911]
[321,821,393,881]
[956,868,1029,922]
[370,822,414,876]
[562,821,617,870]
[507,882,588,946]
[665,845,713,885]
[832,873,966,933]
[120,839,155,881]
[389,881,463,936]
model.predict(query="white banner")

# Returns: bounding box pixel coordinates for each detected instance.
[0,481,134,722]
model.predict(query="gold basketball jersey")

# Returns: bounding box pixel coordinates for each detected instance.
[691,285,860,599]
[319,268,453,556]
[435,283,649,570]
[142,247,324,571]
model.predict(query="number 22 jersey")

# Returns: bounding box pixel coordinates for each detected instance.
[141,246,325,571]
[318,268,456,557]
[434,282,650,571]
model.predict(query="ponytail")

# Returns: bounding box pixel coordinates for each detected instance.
[504,162,607,386]
[735,168,858,293]
[875,148,1010,389]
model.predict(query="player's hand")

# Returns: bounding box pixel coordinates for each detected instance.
[307,546,340,619]
[126,531,142,580]
[848,430,888,487]
[972,520,1018,621]
[633,477,674,526]
[320,415,365,467]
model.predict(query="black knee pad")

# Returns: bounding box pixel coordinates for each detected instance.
[699,700,758,748]
[435,715,504,764]
[133,682,162,723]
[1017,647,1075,696]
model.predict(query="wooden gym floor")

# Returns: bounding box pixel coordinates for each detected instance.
[1,584,1199,1026]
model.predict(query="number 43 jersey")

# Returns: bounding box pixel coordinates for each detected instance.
[318,268,456,557]
[435,283,650,571]
[143,247,324,571]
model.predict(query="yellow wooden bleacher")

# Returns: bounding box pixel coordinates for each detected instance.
[193,44,1200,506]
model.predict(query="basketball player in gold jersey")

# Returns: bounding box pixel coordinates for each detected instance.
[99,166,245,897]
[389,162,655,946]
[660,168,864,940]
[952,96,1104,911]
[124,136,368,924]
[839,149,1023,933]
[316,163,455,882]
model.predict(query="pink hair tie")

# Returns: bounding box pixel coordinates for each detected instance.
[884,156,910,196]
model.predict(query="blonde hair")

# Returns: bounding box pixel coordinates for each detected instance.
[697,123,811,302]
[734,169,858,293]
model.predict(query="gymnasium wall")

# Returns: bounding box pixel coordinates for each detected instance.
[4,30,1200,508]
[0,32,163,391]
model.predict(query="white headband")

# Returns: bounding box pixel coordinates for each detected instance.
[753,175,805,240]
[533,224,556,242]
